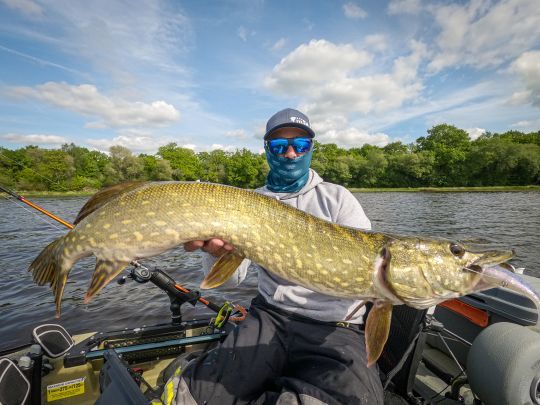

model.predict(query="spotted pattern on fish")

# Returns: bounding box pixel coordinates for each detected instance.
[28,181,521,318]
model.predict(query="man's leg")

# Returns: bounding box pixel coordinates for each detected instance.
[281,321,384,405]
[179,303,287,405]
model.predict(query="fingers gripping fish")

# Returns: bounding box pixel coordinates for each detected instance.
[28,181,540,365]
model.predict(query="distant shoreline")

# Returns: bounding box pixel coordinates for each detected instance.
[348,185,540,192]
[2,185,539,198]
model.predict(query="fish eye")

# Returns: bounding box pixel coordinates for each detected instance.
[450,243,465,257]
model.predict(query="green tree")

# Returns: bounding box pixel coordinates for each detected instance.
[140,155,173,181]
[103,146,145,185]
[226,149,266,188]
[416,124,471,186]
[157,143,201,180]
[198,150,229,183]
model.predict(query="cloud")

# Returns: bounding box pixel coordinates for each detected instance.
[428,0,540,72]
[237,26,255,42]
[363,34,388,52]
[3,1,194,85]
[319,127,390,148]
[271,38,287,52]
[387,0,422,15]
[510,118,540,131]
[210,144,237,152]
[9,82,180,128]
[1,133,69,145]
[225,129,248,140]
[343,2,367,19]
[0,44,84,76]
[86,129,181,154]
[465,127,486,140]
[265,39,373,96]
[1,0,42,17]
[508,51,540,107]
[265,39,426,117]
[237,26,248,42]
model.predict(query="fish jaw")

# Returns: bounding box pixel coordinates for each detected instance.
[469,263,540,323]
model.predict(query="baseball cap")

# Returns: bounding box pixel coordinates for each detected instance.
[264,108,315,140]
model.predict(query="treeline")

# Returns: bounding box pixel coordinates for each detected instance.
[1,124,539,191]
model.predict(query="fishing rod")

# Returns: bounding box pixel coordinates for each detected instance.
[0,184,247,322]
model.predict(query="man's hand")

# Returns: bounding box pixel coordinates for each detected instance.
[184,238,235,258]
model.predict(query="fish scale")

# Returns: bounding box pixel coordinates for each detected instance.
[28,181,539,365]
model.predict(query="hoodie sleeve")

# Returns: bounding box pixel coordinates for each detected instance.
[335,186,371,230]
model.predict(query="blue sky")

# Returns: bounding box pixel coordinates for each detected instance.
[0,0,539,154]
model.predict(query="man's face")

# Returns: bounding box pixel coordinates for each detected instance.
[266,127,311,159]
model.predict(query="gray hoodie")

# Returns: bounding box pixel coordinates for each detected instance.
[202,169,372,324]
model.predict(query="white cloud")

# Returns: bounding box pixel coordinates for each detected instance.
[86,129,184,154]
[1,133,69,145]
[225,129,248,140]
[343,2,367,19]
[266,39,426,118]
[237,26,248,42]
[210,144,237,152]
[271,38,287,52]
[465,127,486,140]
[265,39,373,96]
[311,113,390,147]
[1,0,42,17]
[428,0,540,72]
[10,82,180,128]
[387,0,422,15]
[3,1,193,85]
[509,51,540,107]
[510,118,540,131]
[363,34,388,52]
[319,127,390,148]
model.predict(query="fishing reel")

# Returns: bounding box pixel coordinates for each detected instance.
[117,265,152,284]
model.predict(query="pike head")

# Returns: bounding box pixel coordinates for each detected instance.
[376,235,539,311]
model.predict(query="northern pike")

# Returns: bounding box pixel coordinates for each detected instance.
[29,181,540,364]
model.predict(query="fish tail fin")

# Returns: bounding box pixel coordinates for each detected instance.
[28,237,69,317]
[84,259,130,303]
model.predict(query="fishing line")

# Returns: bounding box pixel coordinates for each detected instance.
[462,265,508,285]
[4,197,65,232]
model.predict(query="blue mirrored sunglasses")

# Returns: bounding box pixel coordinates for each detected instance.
[265,137,313,155]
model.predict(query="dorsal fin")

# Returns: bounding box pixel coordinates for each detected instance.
[74,181,150,224]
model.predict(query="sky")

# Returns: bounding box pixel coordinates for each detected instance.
[0,0,539,155]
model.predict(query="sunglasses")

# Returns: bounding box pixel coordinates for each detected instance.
[265,137,313,155]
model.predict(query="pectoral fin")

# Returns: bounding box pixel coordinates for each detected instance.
[84,259,130,303]
[200,251,245,289]
[365,300,393,367]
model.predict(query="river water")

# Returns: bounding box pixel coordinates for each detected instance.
[0,192,539,351]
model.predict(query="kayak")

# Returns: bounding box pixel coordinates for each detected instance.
[1,266,539,405]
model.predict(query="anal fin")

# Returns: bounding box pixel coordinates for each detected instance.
[365,300,393,367]
[200,251,245,289]
[84,259,130,303]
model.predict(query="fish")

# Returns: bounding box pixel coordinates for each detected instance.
[28,181,540,365]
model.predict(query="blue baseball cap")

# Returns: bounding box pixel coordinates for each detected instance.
[264,108,315,140]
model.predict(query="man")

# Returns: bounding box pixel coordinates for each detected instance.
[175,108,384,404]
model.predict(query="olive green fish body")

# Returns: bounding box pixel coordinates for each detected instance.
[29,182,536,319]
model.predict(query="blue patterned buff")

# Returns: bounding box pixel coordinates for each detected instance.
[265,147,313,193]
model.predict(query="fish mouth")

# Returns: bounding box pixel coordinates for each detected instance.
[468,262,540,323]
[470,248,515,267]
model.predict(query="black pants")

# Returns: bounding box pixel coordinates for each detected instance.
[182,295,384,405]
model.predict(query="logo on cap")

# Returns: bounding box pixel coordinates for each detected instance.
[290,116,309,127]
